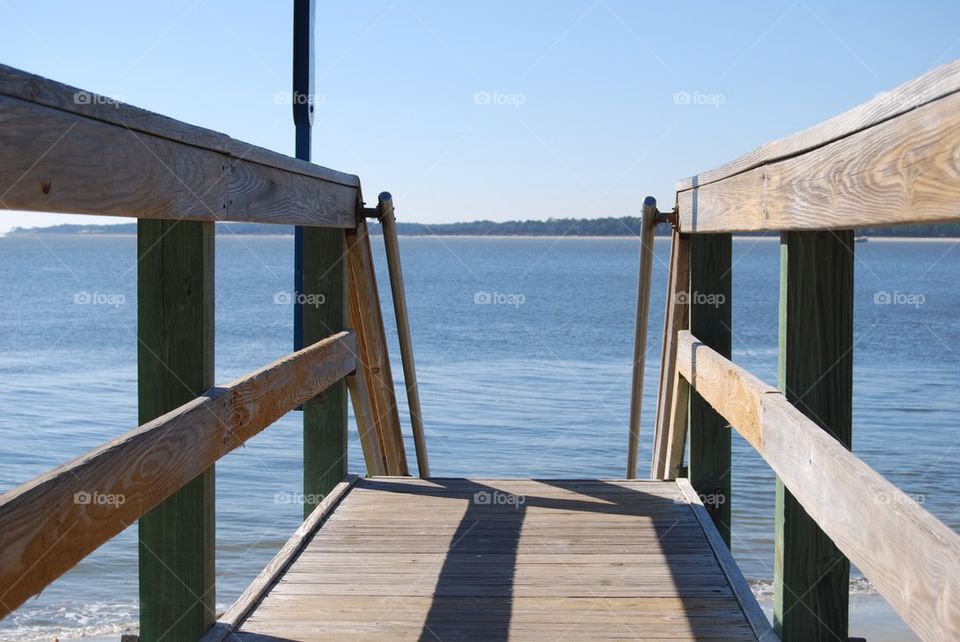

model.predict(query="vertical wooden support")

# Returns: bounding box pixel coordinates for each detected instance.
[346,218,409,475]
[663,372,690,480]
[626,197,658,479]
[302,226,348,517]
[650,231,689,479]
[774,230,853,640]
[137,219,215,642]
[378,193,430,477]
[688,233,732,545]
[347,372,387,475]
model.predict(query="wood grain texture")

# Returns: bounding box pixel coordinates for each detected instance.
[302,225,349,517]
[677,59,960,191]
[774,231,853,641]
[627,207,658,478]
[0,63,359,186]
[227,478,763,640]
[201,476,359,642]
[347,372,387,475]
[675,330,776,452]
[677,78,960,232]
[687,233,732,545]
[675,329,960,641]
[136,219,216,641]
[664,373,689,481]
[0,93,357,227]
[379,195,430,477]
[0,332,356,619]
[677,479,776,641]
[346,220,408,475]
[651,232,690,479]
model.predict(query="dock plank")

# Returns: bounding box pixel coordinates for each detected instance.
[210,478,772,641]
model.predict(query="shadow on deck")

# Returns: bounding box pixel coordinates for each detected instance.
[212,477,770,641]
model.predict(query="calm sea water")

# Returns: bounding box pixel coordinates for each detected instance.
[1,233,957,640]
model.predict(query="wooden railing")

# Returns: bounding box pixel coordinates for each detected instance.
[0,64,420,641]
[642,59,960,641]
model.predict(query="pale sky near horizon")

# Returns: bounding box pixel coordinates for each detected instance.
[1,0,958,233]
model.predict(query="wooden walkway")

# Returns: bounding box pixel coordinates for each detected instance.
[208,478,772,641]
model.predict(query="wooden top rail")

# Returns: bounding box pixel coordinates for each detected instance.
[676,59,960,232]
[0,64,360,227]
[675,330,960,641]
[0,331,356,619]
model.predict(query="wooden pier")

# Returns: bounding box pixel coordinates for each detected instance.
[1,23,960,642]
[205,478,770,641]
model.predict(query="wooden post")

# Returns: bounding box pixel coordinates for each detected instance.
[626,197,658,479]
[687,233,732,545]
[137,219,215,641]
[650,231,689,479]
[346,218,409,475]
[302,225,348,517]
[774,230,853,640]
[378,192,430,477]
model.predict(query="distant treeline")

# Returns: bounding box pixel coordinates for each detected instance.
[9,218,960,237]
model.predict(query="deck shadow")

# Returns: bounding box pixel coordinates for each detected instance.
[357,478,742,641]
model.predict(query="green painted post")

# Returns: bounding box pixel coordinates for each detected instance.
[774,230,853,640]
[302,226,348,518]
[137,219,215,641]
[688,233,732,546]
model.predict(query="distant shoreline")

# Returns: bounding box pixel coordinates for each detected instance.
[6,216,960,241]
[4,232,959,242]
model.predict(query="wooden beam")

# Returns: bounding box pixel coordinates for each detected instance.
[677,478,775,641]
[675,330,960,641]
[774,230,853,640]
[626,198,658,479]
[687,233,732,545]
[346,219,408,475]
[0,66,358,227]
[677,75,960,232]
[675,331,776,451]
[676,59,960,193]
[378,193,430,477]
[0,332,356,620]
[201,476,359,642]
[650,232,689,479]
[136,219,216,641]
[302,225,349,518]
[347,373,387,476]
[663,373,689,481]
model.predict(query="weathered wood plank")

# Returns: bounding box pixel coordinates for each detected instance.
[675,331,960,642]
[136,219,215,640]
[677,479,775,641]
[687,233,732,544]
[627,197,659,478]
[346,219,408,475]
[302,225,349,516]
[663,372,689,480]
[347,372,388,475]
[378,192,430,477]
[0,78,358,226]
[677,60,960,193]
[650,232,689,478]
[0,332,355,619]
[225,478,763,640]
[201,475,358,642]
[678,77,960,232]
[774,231,853,640]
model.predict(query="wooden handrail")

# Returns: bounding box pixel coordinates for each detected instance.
[0,64,360,227]
[0,331,356,619]
[676,59,960,232]
[675,329,960,641]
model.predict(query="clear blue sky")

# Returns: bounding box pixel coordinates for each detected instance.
[1,0,958,232]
